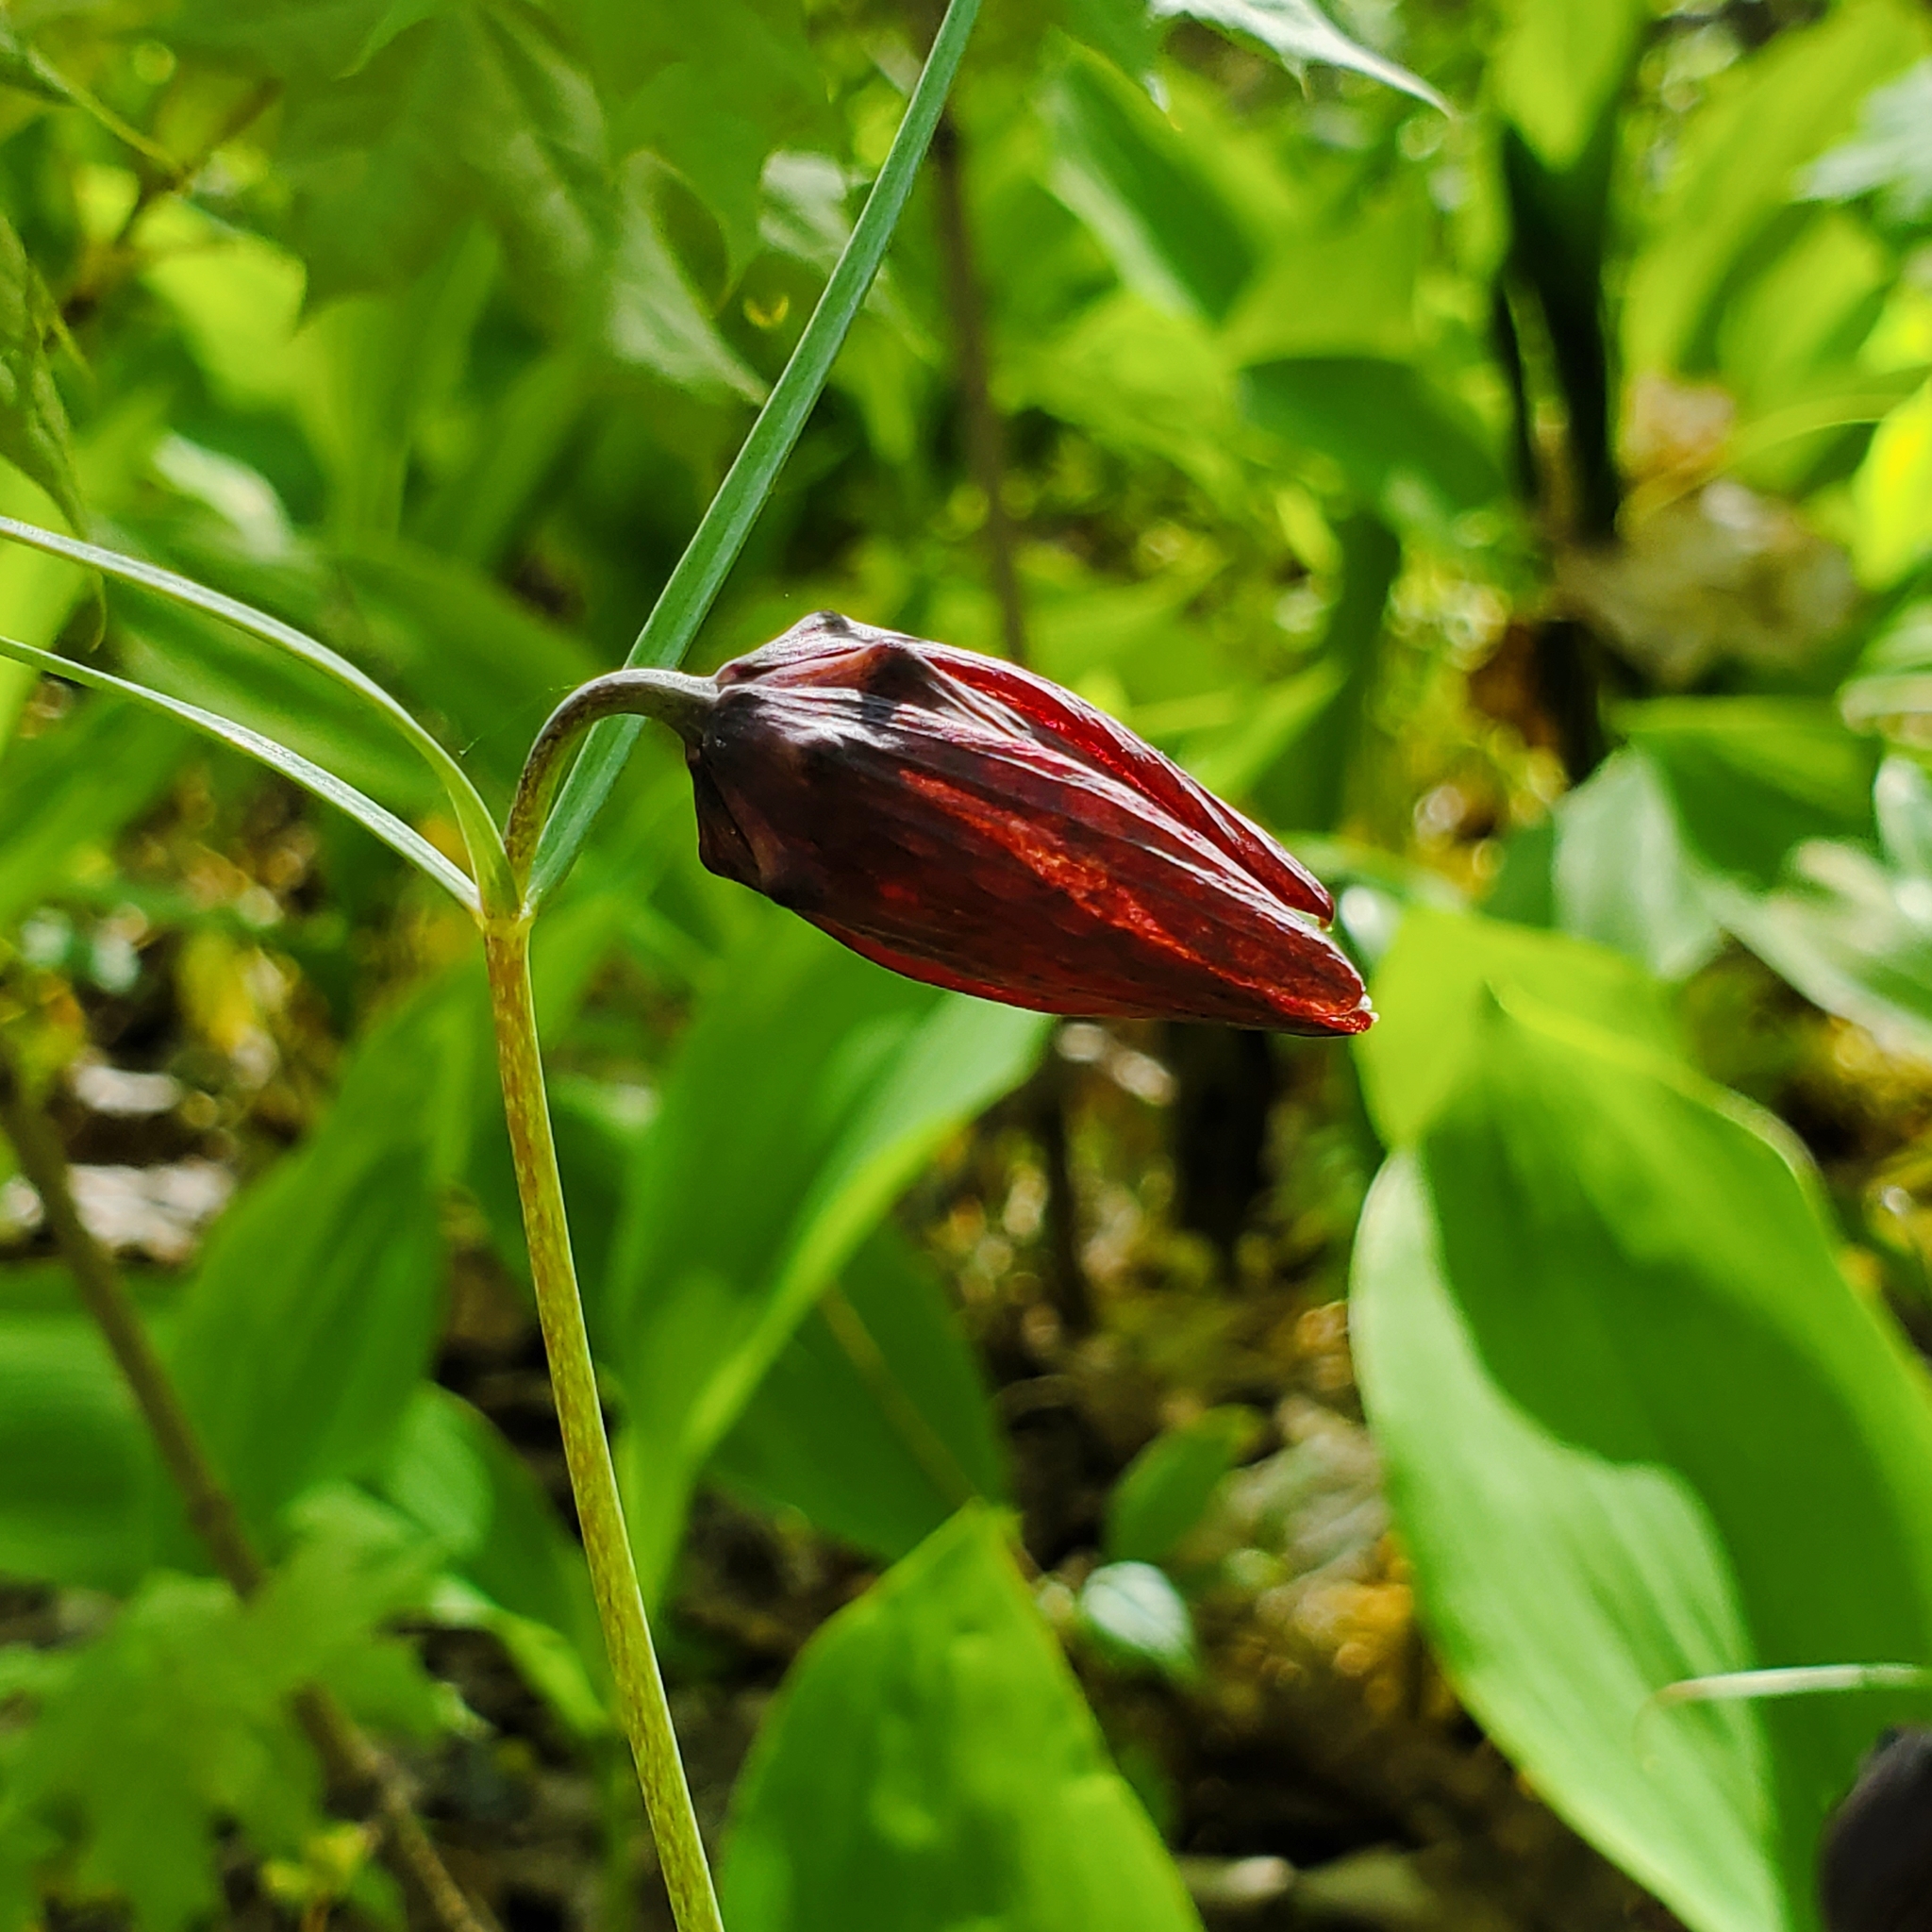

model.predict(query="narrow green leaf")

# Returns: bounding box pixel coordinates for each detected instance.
[0,516,508,909]
[527,0,984,905]
[0,631,478,912]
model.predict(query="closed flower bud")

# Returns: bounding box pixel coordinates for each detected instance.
[676,613,1373,1035]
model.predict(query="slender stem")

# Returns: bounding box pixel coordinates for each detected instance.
[481,923,724,1932]
[929,109,1029,668]
[0,1046,492,1932]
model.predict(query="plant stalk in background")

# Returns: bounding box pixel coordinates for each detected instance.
[0,1044,494,1932]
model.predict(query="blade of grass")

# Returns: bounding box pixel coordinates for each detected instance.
[0,515,511,912]
[0,632,479,913]
[525,0,983,908]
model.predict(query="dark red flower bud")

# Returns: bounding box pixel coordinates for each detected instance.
[680,612,1372,1035]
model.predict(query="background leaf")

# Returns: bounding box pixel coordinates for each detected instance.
[608,912,1046,1592]
[1354,991,1932,1932]
[719,1507,1204,1932]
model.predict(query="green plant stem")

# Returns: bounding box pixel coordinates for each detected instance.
[929,108,1028,669]
[481,922,724,1932]
[0,1045,492,1932]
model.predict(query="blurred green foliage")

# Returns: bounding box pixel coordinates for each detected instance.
[2,0,1932,1928]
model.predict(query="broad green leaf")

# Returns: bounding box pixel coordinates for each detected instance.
[1852,378,1932,586]
[719,1506,1203,1932]
[1802,56,1932,224]
[1154,0,1444,111]
[1557,714,1932,1054]
[1105,1407,1258,1563]
[1624,699,1879,891]
[0,698,186,932]
[1223,192,1427,368]
[605,157,765,399]
[1078,1561,1198,1681]
[1623,0,1927,376]
[167,990,458,1532]
[0,630,478,912]
[1356,907,1681,1145]
[1041,53,1256,325]
[1353,999,1932,1932]
[0,1313,159,1592]
[168,0,605,313]
[1007,295,1244,506]
[0,215,81,532]
[375,1387,607,1731]
[529,0,984,903]
[1551,749,1724,981]
[711,1227,1008,1563]
[377,1387,595,1652]
[0,515,507,908]
[0,1515,446,1932]
[1241,358,1504,523]
[608,912,1047,1594]
[590,0,833,280]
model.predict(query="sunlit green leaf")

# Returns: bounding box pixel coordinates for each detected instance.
[1042,53,1255,324]
[1354,997,1932,1932]
[1803,56,1932,223]
[1853,378,1932,585]
[720,1507,1204,1932]
[1623,0,1926,375]
[1156,0,1445,111]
